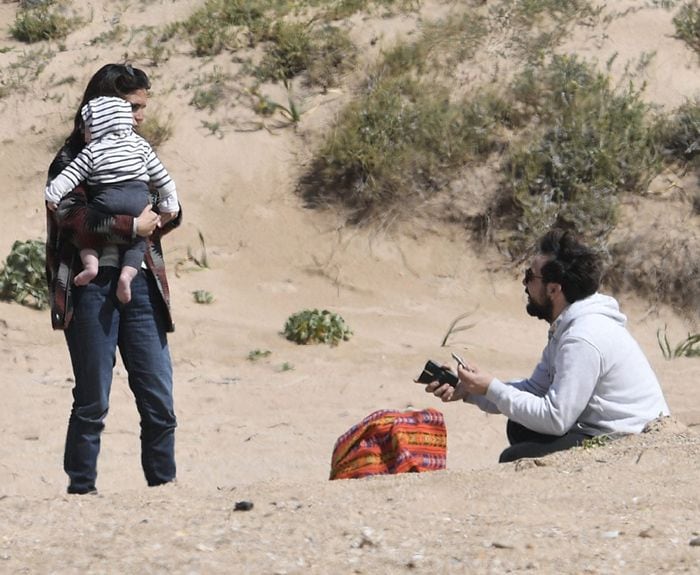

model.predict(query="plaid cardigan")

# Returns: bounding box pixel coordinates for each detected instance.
[45,145,180,332]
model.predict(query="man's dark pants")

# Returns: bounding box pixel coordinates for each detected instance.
[499,420,591,463]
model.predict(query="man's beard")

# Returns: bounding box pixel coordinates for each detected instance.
[526,294,554,322]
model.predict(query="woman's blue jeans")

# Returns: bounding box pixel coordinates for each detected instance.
[63,267,176,493]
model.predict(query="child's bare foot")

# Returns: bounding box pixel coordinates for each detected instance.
[117,267,138,304]
[74,267,97,286]
[116,276,132,304]
[76,249,99,286]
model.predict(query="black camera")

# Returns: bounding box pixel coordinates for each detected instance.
[414,360,458,387]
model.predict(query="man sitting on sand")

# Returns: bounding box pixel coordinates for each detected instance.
[424,228,670,463]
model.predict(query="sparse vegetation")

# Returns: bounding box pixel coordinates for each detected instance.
[90,24,127,46]
[11,0,81,43]
[657,326,700,358]
[283,309,352,345]
[673,1,700,53]
[0,240,48,310]
[658,98,700,166]
[188,68,232,112]
[174,0,272,57]
[251,82,303,125]
[0,0,695,317]
[581,435,611,449]
[247,349,272,361]
[192,289,214,304]
[138,111,174,149]
[256,22,356,88]
[0,46,55,98]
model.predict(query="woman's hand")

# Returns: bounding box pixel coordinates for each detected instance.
[135,205,159,237]
[158,211,178,227]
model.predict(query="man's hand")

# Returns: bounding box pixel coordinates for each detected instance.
[457,363,493,396]
[423,369,469,402]
[135,205,159,237]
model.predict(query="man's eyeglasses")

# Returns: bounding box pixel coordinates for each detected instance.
[524,268,543,283]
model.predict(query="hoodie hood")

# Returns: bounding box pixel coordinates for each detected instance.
[552,293,627,340]
[81,96,134,140]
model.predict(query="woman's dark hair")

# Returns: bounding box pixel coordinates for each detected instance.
[539,229,602,304]
[66,63,150,153]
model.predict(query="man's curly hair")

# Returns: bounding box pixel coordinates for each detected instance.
[538,229,603,304]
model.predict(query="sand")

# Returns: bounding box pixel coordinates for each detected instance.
[1,1,699,573]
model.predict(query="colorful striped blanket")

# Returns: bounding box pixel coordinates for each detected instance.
[330,408,447,480]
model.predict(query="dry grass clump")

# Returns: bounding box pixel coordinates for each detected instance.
[138,112,175,150]
[255,21,356,89]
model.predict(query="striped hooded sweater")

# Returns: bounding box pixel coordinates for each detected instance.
[45,96,178,213]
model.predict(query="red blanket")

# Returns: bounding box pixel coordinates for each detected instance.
[330,408,447,480]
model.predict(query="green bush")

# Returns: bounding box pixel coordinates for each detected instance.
[496,55,660,255]
[283,309,352,346]
[300,75,507,218]
[0,240,48,309]
[11,1,80,43]
[658,98,700,165]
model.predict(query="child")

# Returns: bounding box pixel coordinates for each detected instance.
[46,96,179,304]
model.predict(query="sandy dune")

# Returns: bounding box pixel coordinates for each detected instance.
[1,1,699,573]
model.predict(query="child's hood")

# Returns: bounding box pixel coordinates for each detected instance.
[81,96,134,140]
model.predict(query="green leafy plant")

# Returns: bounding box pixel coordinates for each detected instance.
[283,309,352,346]
[0,239,48,309]
[581,435,611,449]
[278,362,294,372]
[192,290,214,304]
[657,326,700,359]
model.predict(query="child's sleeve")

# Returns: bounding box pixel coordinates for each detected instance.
[45,148,93,204]
[145,147,179,213]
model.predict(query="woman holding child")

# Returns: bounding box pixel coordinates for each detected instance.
[45,63,180,495]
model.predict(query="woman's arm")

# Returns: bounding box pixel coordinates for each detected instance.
[53,184,136,247]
